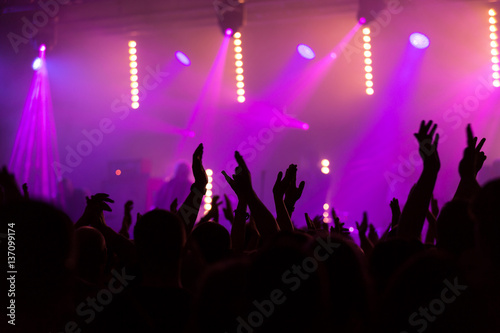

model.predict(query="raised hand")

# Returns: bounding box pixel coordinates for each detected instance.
[200,195,221,223]
[273,170,291,198]
[389,198,400,228]
[356,212,368,236]
[459,124,486,179]
[414,120,440,171]
[333,216,350,237]
[170,198,178,214]
[283,164,305,217]
[222,151,253,199]
[120,200,133,239]
[368,224,379,245]
[222,194,234,224]
[192,143,208,189]
[75,193,114,229]
[305,213,317,231]
[430,194,439,217]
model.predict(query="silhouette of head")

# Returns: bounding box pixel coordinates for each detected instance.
[190,222,231,264]
[134,209,186,274]
[75,226,107,284]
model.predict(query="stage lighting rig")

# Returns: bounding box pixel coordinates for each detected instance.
[214,0,246,36]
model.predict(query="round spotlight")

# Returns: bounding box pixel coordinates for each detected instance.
[237,95,246,103]
[233,32,241,39]
[39,44,46,52]
[115,169,122,176]
[206,169,213,176]
[225,28,233,36]
[321,166,330,174]
[301,123,309,130]
[297,44,316,60]
[131,102,140,109]
[32,57,42,70]
[359,17,366,24]
[349,227,354,232]
[321,159,330,167]
[175,51,191,66]
[323,203,329,210]
[409,32,430,49]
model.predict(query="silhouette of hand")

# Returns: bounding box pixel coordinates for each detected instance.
[356,212,368,236]
[459,124,486,179]
[284,164,305,208]
[222,194,234,224]
[192,143,208,189]
[222,151,253,199]
[414,120,440,171]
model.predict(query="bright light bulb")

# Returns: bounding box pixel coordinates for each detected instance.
[237,95,246,103]
[363,43,371,50]
[493,64,500,71]
[365,66,373,72]
[131,88,139,95]
[364,51,372,57]
[130,75,138,81]
[493,49,499,56]
[204,197,212,204]
[131,95,139,102]
[204,203,212,210]
[492,56,499,63]
[234,39,242,46]
[235,60,243,67]
[130,68,138,75]
[235,53,242,60]
[128,41,136,48]
[323,203,329,210]
[494,79,500,87]
[130,61,137,68]
[366,80,374,87]
[323,212,329,217]
[236,68,243,74]
[234,32,241,38]
[234,46,242,53]
[363,36,371,42]
[490,9,497,16]
[131,82,139,88]
[129,55,137,61]
[364,58,372,65]
[206,190,213,197]
[366,87,374,95]
[365,73,373,80]
[236,81,244,88]
[321,159,330,167]
[490,17,497,24]
[206,183,213,190]
[493,72,500,79]
[492,41,499,48]
[491,33,498,40]
[362,27,370,34]
[131,102,139,109]
[491,25,498,32]
[321,167,330,174]
[237,89,245,95]
[206,169,213,176]
[129,48,137,55]
[236,75,244,81]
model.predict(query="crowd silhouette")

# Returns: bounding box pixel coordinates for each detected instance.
[2,121,500,333]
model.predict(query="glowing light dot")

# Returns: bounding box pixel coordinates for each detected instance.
[236,81,244,88]
[363,43,371,50]
[208,177,213,183]
[129,55,137,61]
[130,68,138,75]
[235,53,243,60]
[330,52,337,59]
[491,33,498,40]
[131,88,139,95]
[366,81,374,87]
[364,58,372,65]
[236,68,243,74]
[349,227,354,232]
[492,41,499,48]
[204,197,212,204]
[493,56,499,63]
[302,123,309,130]
[323,217,329,223]
[40,44,46,51]
[204,203,212,210]
[362,27,370,34]
[323,203,329,210]
[410,32,430,49]
[206,169,213,176]
[366,87,374,95]
[365,73,373,80]
[175,51,191,66]
[234,39,242,46]
[32,57,42,70]
[323,212,329,217]
[236,75,244,81]
[237,89,245,95]
[321,167,330,174]
[365,66,373,72]
[237,96,246,103]
[363,36,371,42]
[129,48,137,55]
[131,102,139,109]
[490,9,497,16]
[491,17,497,24]
[494,80,500,87]
[493,49,499,56]
[234,32,241,38]
[235,60,243,67]
[115,169,121,176]
[206,183,213,190]
[364,51,372,57]
[130,61,137,68]
[321,159,330,167]
[225,28,233,36]
[206,190,213,197]
[131,82,139,88]
[297,44,316,60]
[130,75,138,81]
[131,95,139,102]
[494,72,500,79]
[493,64,500,71]
[491,25,498,32]
[128,41,136,48]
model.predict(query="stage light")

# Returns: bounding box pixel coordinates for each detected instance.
[330,52,338,59]
[321,166,330,174]
[233,32,246,103]
[321,159,330,167]
[204,197,212,204]
[206,190,213,197]
[32,57,42,70]
[323,203,329,210]
[175,51,191,66]
[349,227,354,232]
[297,44,316,60]
[115,169,122,176]
[363,28,373,95]
[366,87,374,95]
[225,28,233,36]
[323,212,329,217]
[204,203,212,211]
[40,44,46,52]
[204,169,214,214]
[129,41,139,108]
[409,32,430,49]
[302,123,309,130]
[206,183,213,190]
[490,8,499,87]
[206,169,213,176]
